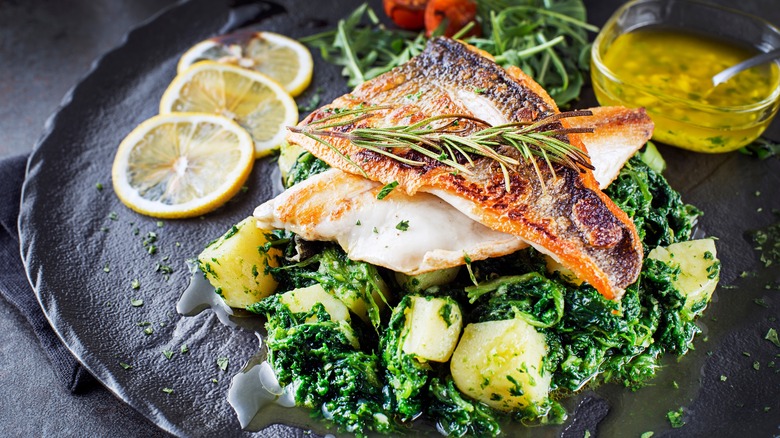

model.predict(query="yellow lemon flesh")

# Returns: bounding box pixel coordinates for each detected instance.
[160,61,298,157]
[112,113,255,218]
[177,31,313,97]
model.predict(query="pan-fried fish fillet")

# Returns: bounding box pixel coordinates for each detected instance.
[569,106,653,188]
[286,37,649,300]
[255,106,650,276]
[255,168,527,274]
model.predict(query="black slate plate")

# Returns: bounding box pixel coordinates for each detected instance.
[18,0,780,437]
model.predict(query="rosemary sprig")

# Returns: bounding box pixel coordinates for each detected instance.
[290,109,594,192]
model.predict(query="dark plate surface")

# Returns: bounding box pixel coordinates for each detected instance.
[18,0,780,437]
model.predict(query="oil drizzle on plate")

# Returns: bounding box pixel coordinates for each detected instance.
[227,337,296,428]
[177,262,297,430]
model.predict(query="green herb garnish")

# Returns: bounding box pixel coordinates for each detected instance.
[666,407,685,428]
[766,328,780,348]
[377,181,399,200]
[217,357,229,371]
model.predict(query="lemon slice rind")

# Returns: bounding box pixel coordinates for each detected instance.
[112,113,255,219]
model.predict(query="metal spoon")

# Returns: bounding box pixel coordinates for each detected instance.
[712,48,780,86]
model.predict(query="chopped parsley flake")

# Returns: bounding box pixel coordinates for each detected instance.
[130,298,144,307]
[640,433,654,438]
[96,183,104,191]
[156,263,173,274]
[143,327,154,335]
[103,263,110,273]
[119,362,132,370]
[108,212,118,221]
[162,387,174,394]
[180,344,189,354]
[666,407,685,428]
[163,350,174,360]
[405,90,423,101]
[765,328,780,348]
[131,279,140,290]
[720,375,727,381]
[217,356,229,371]
[377,181,399,200]
[753,361,760,371]
[396,220,409,231]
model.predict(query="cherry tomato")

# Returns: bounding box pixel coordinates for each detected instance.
[424,0,481,38]
[383,0,429,31]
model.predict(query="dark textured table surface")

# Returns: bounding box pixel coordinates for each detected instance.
[1,1,778,437]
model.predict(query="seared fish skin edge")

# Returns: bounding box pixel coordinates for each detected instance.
[287,37,645,300]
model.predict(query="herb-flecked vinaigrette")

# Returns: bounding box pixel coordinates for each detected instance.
[594,28,780,152]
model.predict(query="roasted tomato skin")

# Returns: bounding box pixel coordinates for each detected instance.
[424,0,481,38]
[384,0,429,30]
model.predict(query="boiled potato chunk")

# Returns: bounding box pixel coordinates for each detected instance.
[647,238,719,315]
[198,217,281,309]
[277,141,305,180]
[280,284,351,323]
[450,318,551,412]
[401,296,462,362]
[395,267,461,293]
[280,284,359,348]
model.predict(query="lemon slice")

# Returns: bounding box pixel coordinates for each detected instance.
[112,113,255,218]
[160,61,298,158]
[177,31,313,97]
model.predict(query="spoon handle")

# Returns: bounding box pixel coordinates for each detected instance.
[712,48,780,86]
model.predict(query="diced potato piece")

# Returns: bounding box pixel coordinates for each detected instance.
[648,238,719,315]
[450,319,551,412]
[395,267,461,293]
[280,284,351,323]
[277,142,306,180]
[280,284,359,348]
[401,296,462,362]
[198,217,281,309]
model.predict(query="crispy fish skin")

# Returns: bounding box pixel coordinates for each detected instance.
[287,37,645,300]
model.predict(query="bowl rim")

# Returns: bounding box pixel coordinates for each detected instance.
[591,0,780,114]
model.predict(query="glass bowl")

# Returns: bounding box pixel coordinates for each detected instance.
[591,0,780,153]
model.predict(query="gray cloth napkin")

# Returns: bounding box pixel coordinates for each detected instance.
[0,154,95,392]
